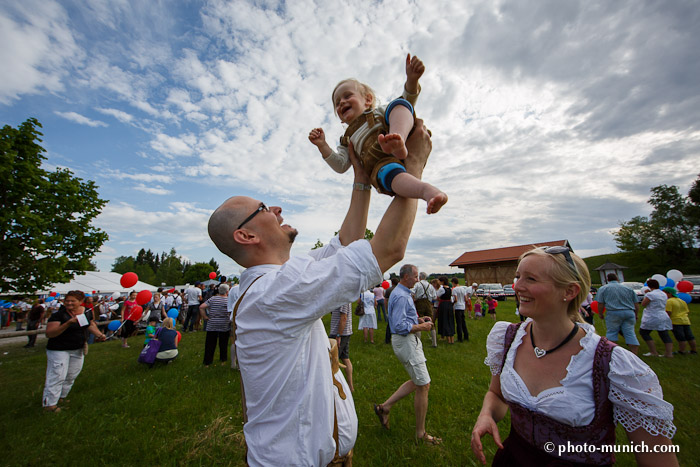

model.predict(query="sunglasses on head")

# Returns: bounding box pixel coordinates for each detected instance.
[237,202,268,230]
[542,246,579,276]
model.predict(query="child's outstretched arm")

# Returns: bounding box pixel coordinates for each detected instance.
[405,54,425,95]
[309,127,351,173]
[308,128,333,158]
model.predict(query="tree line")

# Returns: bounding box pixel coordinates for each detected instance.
[111,248,222,287]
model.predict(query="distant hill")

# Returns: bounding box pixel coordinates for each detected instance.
[583,249,700,285]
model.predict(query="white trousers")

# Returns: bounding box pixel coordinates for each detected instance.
[43,349,84,407]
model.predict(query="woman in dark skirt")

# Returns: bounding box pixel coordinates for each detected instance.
[436,276,455,344]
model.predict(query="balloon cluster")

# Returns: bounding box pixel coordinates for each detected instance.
[649,269,693,304]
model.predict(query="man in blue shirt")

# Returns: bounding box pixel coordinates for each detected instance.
[373,264,441,445]
[596,273,640,355]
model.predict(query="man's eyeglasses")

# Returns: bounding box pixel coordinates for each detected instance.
[237,203,268,230]
[542,246,579,276]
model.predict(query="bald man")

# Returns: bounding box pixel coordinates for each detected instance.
[208,121,432,466]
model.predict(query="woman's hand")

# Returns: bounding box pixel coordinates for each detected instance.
[471,413,504,465]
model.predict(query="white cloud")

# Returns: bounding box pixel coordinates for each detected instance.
[0,0,83,103]
[96,107,134,124]
[55,111,108,127]
[134,186,173,195]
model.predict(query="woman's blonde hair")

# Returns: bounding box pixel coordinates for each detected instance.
[519,247,591,323]
[163,317,175,329]
[331,78,377,114]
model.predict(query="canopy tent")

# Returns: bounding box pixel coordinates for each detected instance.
[38,271,158,295]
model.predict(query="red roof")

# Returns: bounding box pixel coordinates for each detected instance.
[449,240,571,267]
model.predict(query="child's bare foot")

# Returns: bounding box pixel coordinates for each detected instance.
[378,133,408,159]
[426,191,448,214]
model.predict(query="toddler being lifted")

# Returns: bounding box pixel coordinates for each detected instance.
[309,54,447,214]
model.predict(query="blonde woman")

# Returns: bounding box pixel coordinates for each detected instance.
[471,247,678,466]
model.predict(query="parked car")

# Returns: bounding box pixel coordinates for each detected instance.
[684,275,700,303]
[478,283,506,301]
[621,282,646,302]
[503,284,515,297]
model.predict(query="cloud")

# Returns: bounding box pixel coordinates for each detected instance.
[134,186,173,195]
[54,111,108,127]
[96,107,134,124]
[0,0,83,103]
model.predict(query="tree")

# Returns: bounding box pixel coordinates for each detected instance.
[614,179,699,269]
[687,174,700,251]
[183,262,216,284]
[0,118,108,293]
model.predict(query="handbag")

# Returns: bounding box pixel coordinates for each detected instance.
[138,328,163,365]
[354,295,365,316]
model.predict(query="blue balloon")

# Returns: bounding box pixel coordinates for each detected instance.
[678,292,692,304]
[167,309,179,319]
[665,278,676,288]
[46,297,55,302]
[107,320,121,331]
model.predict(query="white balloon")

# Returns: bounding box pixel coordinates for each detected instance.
[111,291,120,300]
[666,269,683,282]
[651,274,667,287]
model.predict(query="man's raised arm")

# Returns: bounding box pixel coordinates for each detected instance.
[370,119,432,272]
[338,142,372,246]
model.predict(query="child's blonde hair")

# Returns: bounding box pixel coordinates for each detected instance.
[332,79,377,115]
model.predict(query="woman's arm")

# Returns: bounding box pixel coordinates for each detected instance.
[45,317,77,338]
[88,318,106,341]
[626,428,678,467]
[471,375,508,465]
[641,297,650,308]
[199,302,209,320]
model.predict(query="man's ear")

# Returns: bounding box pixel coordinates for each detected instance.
[233,229,259,246]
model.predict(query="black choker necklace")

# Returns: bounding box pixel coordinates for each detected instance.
[530,323,579,358]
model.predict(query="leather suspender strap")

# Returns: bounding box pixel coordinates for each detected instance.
[232,275,264,424]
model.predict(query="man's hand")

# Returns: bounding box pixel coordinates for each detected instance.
[403,118,432,177]
[348,141,371,185]
[405,54,425,94]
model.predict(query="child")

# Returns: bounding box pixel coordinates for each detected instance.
[144,317,158,346]
[663,287,697,354]
[309,54,447,214]
[474,297,483,319]
[486,295,497,321]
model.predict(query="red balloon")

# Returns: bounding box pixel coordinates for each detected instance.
[120,272,138,288]
[209,272,217,279]
[92,290,96,294]
[49,292,57,297]
[130,305,143,321]
[136,290,152,306]
[176,331,182,344]
[677,280,693,293]
[382,280,390,289]
[590,301,605,314]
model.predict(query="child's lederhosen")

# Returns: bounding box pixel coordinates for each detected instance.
[340,92,419,195]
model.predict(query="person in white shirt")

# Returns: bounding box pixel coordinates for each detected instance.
[207,120,432,466]
[183,283,203,332]
[471,247,677,466]
[451,278,469,342]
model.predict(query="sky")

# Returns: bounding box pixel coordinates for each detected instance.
[1,0,699,280]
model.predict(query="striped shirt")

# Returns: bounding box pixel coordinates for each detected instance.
[330,303,353,336]
[204,295,231,332]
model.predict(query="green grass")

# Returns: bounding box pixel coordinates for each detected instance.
[1,301,698,466]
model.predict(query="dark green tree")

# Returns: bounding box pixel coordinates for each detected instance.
[614,180,699,269]
[183,262,216,284]
[0,118,108,293]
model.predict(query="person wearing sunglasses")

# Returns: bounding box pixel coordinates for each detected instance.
[471,247,677,466]
[208,119,432,466]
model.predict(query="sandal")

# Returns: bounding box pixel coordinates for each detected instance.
[373,404,390,430]
[415,432,442,446]
[58,398,70,405]
[44,406,61,413]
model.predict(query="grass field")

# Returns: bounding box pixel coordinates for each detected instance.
[1,300,698,466]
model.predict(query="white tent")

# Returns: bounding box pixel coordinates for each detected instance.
[38,271,158,295]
